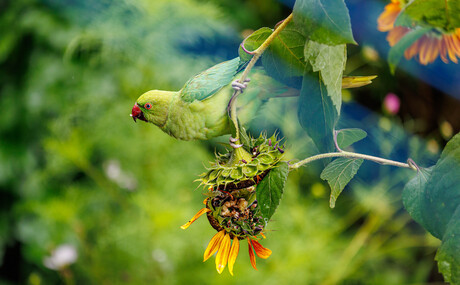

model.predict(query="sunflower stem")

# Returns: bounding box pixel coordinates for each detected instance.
[289,151,419,171]
[230,13,293,143]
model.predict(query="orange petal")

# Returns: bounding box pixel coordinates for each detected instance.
[418,36,432,65]
[450,33,460,55]
[203,198,208,205]
[180,208,211,229]
[204,230,225,262]
[260,232,266,239]
[227,237,240,276]
[439,37,449,63]
[250,240,272,259]
[404,38,420,60]
[247,238,257,270]
[377,2,402,32]
[215,233,231,274]
[426,37,440,64]
[387,26,409,46]
[445,35,459,63]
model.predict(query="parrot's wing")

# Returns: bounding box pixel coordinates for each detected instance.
[180,57,242,102]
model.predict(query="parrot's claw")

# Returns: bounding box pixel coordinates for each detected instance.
[229,136,238,143]
[229,142,243,149]
[231,78,250,93]
[229,136,243,148]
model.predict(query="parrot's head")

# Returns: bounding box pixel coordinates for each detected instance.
[131,90,174,127]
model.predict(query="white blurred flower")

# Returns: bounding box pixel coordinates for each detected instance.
[103,159,138,191]
[152,249,167,263]
[104,159,122,180]
[43,244,78,270]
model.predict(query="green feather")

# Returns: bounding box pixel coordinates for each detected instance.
[180,57,241,102]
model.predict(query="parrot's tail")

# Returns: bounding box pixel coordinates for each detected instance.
[237,69,377,124]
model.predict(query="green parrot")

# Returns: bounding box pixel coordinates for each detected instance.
[131,57,375,142]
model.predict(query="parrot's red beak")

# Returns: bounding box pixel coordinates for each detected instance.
[130,103,147,123]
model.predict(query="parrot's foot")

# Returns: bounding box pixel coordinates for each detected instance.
[231,78,250,93]
[229,136,243,148]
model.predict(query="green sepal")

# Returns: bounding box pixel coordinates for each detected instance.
[230,168,244,180]
[243,165,258,177]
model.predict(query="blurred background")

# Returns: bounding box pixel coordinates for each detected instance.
[1,0,459,284]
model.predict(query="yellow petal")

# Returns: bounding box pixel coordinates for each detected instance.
[251,239,272,259]
[203,198,208,205]
[247,238,257,270]
[180,208,211,230]
[260,232,266,239]
[227,237,240,276]
[215,233,231,274]
[341,76,377,89]
[203,230,225,262]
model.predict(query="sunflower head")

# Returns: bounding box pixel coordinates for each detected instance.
[199,133,285,189]
[181,133,282,275]
[205,185,264,239]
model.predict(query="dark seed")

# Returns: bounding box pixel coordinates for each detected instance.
[278,147,284,153]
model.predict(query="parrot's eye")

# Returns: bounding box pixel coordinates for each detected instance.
[144,103,152,110]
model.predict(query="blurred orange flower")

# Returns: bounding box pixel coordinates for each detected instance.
[377,0,460,64]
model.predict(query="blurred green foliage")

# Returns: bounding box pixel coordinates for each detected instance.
[0,0,447,284]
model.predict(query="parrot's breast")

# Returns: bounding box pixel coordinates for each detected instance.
[162,86,233,140]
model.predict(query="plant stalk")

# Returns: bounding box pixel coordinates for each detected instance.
[230,13,293,141]
[289,151,418,171]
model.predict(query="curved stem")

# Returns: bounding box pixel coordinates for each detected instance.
[289,151,418,171]
[230,13,293,141]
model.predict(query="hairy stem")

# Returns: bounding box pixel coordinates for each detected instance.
[289,151,418,171]
[230,13,293,141]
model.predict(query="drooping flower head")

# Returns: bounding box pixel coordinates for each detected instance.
[377,0,460,64]
[181,133,284,275]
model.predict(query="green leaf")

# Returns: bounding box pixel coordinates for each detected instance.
[261,22,306,87]
[402,132,460,283]
[305,41,346,114]
[293,0,355,45]
[256,162,289,222]
[238,27,272,62]
[298,67,338,154]
[320,158,363,208]
[402,167,433,228]
[421,132,460,240]
[398,0,460,32]
[393,9,414,28]
[388,27,431,73]
[435,207,460,284]
[336,128,367,149]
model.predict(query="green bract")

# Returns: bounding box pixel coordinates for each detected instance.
[199,134,285,189]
